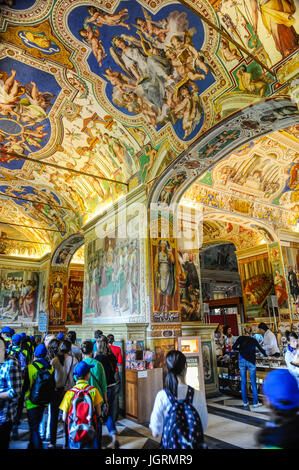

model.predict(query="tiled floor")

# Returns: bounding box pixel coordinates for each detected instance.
[9,395,269,449]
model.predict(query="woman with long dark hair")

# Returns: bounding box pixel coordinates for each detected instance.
[150,350,208,447]
[94,335,119,449]
[48,339,78,449]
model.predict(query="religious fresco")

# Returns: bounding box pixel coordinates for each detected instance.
[282,243,299,320]
[268,242,289,313]
[0,58,60,158]
[0,0,296,252]
[238,253,274,320]
[84,231,141,324]
[48,268,68,327]
[201,243,238,272]
[51,233,84,267]
[177,249,201,322]
[149,98,299,212]
[66,268,83,325]
[67,1,216,142]
[207,0,298,65]
[0,268,39,323]
[151,238,179,323]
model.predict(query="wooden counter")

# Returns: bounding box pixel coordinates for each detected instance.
[125,368,163,423]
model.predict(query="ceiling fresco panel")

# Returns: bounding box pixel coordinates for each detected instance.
[0,0,297,256]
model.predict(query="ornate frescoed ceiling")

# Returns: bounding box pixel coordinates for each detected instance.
[181,124,299,235]
[0,0,298,257]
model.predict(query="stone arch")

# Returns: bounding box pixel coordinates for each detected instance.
[148,97,299,208]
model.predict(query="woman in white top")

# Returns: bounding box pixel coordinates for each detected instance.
[149,350,208,446]
[284,330,299,387]
[48,339,78,449]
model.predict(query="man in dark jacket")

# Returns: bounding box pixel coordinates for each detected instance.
[233,326,267,408]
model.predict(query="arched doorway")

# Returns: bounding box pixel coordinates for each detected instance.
[147,98,299,328]
[48,233,84,333]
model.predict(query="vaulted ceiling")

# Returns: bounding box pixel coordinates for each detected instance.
[0,0,298,257]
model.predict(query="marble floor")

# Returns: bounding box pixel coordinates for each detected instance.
[8,394,269,450]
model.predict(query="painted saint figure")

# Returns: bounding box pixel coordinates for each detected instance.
[250,0,298,58]
[155,240,176,313]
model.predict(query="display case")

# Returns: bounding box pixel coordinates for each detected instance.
[217,354,287,398]
[177,336,205,394]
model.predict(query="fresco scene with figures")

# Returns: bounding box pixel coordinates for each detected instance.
[0,0,298,452]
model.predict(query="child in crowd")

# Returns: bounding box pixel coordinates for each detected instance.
[59,361,103,449]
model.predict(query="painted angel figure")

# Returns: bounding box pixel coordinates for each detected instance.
[110,34,170,110]
[24,81,55,112]
[86,6,130,30]
[79,24,106,68]
[135,7,170,44]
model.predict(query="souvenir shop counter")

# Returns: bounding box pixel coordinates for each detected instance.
[217,353,287,397]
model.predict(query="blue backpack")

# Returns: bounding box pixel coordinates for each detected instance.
[161,386,206,449]
[9,346,27,373]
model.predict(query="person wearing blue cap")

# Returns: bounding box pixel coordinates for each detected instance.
[1,326,14,352]
[59,361,103,449]
[57,333,64,340]
[9,334,27,374]
[21,343,55,449]
[257,369,299,448]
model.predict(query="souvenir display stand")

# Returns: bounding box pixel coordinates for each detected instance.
[177,336,205,393]
[181,323,219,396]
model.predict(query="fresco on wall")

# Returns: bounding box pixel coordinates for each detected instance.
[48,269,68,326]
[0,269,39,322]
[178,249,201,322]
[84,235,140,323]
[238,254,274,320]
[201,243,238,272]
[282,244,299,319]
[151,238,179,323]
[66,269,83,324]
[268,242,289,312]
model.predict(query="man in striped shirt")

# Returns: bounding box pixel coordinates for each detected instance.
[0,350,22,448]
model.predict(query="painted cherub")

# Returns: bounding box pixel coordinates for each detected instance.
[170,34,210,75]
[79,25,106,68]
[166,48,205,83]
[86,6,130,30]
[103,68,136,92]
[135,10,169,44]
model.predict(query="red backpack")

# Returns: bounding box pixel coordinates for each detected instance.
[67,385,97,444]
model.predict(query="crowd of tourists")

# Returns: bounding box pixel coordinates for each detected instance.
[1,324,299,450]
[0,327,122,449]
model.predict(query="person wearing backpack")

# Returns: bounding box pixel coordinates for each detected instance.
[9,334,28,440]
[59,361,103,449]
[21,343,55,449]
[81,340,108,448]
[150,350,208,449]
[9,334,28,375]
[94,335,119,449]
[47,338,78,449]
